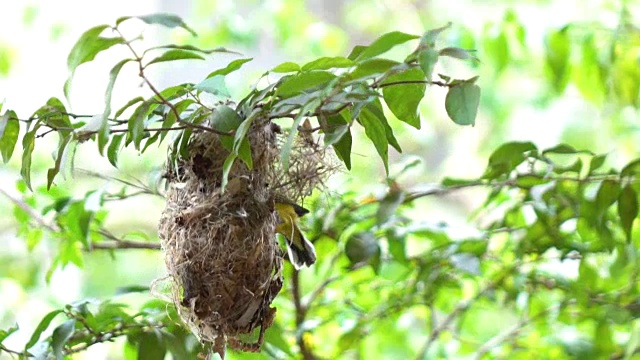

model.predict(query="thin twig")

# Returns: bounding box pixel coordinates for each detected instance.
[305,253,343,308]
[92,229,160,250]
[91,241,160,250]
[0,344,23,357]
[0,188,60,232]
[112,26,230,136]
[473,304,561,359]
[415,265,516,359]
[404,180,511,203]
[375,79,451,89]
[75,169,163,198]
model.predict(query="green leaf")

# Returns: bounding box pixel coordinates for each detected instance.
[0,110,19,163]
[107,133,125,167]
[382,67,426,129]
[445,81,481,126]
[271,61,301,73]
[137,332,167,360]
[205,58,252,78]
[516,174,548,188]
[345,232,379,265]
[0,324,18,343]
[277,71,336,97]
[51,319,76,360]
[625,322,640,359]
[612,46,640,106]
[210,105,242,139]
[233,113,255,156]
[114,97,144,119]
[67,25,123,71]
[210,105,251,167]
[177,128,193,160]
[420,23,451,48]
[325,111,352,169]
[457,239,488,256]
[60,200,94,249]
[145,49,205,66]
[160,99,194,144]
[595,321,615,354]
[618,185,638,243]
[41,98,72,130]
[163,331,192,360]
[355,31,419,61]
[442,177,479,186]
[127,101,152,150]
[100,59,133,155]
[482,29,509,75]
[66,25,125,98]
[221,153,237,193]
[281,99,321,171]
[220,109,259,190]
[335,326,365,356]
[622,159,640,178]
[301,56,354,71]
[438,47,479,61]
[418,48,439,82]
[573,35,606,104]
[25,310,63,350]
[545,27,571,93]
[125,13,196,36]
[484,141,537,179]
[578,258,598,290]
[588,154,607,174]
[323,111,349,146]
[347,45,368,60]
[542,144,583,155]
[366,99,401,152]
[116,285,151,295]
[194,75,230,97]
[156,84,190,102]
[0,109,8,139]
[595,180,621,223]
[21,124,41,191]
[145,44,239,55]
[358,105,389,174]
[263,323,294,356]
[47,134,72,190]
[349,58,399,80]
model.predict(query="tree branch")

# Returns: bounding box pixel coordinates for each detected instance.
[291,270,317,360]
[64,323,166,355]
[91,229,161,250]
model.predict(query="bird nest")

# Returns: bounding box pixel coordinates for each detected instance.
[158,110,333,355]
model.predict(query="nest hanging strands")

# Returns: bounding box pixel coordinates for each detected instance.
[158,109,333,356]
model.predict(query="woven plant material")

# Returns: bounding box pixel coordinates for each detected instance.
[158,114,333,355]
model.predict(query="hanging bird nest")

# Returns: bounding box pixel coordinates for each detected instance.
[157,108,335,355]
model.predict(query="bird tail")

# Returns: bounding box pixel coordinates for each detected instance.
[286,231,316,269]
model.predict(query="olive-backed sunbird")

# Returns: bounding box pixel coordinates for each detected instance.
[274,199,316,269]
